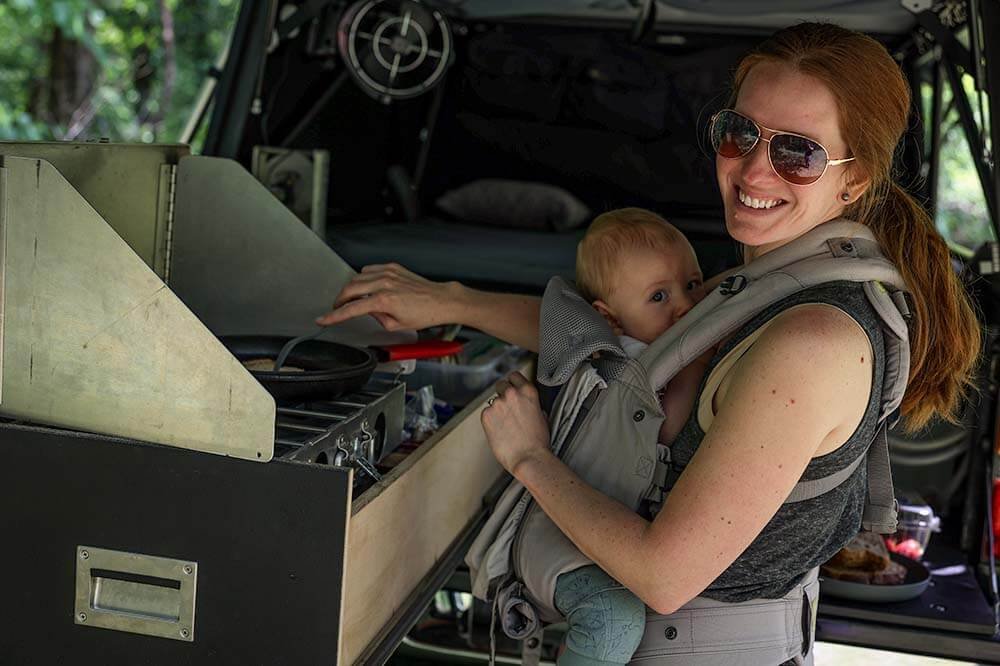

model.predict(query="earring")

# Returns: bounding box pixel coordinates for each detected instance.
[840,192,851,202]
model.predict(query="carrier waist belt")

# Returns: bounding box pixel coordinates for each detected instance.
[630,568,820,665]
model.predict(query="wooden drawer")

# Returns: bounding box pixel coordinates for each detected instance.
[342,369,520,663]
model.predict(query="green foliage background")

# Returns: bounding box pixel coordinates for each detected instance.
[0,0,238,143]
[928,76,995,249]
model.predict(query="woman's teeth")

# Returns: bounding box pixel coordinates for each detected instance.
[738,189,783,210]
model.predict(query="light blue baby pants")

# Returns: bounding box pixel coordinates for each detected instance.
[553,565,647,666]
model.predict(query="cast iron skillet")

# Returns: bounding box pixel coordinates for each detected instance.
[220,335,377,402]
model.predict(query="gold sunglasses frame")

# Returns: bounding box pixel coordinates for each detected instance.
[710,109,855,186]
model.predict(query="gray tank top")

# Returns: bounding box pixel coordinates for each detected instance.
[669,281,885,602]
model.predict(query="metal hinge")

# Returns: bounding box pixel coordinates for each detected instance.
[162,164,177,284]
[0,167,6,403]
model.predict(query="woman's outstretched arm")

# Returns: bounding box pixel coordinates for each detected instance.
[484,304,872,614]
[316,263,542,351]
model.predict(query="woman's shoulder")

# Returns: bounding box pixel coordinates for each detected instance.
[743,303,873,381]
[724,303,874,445]
[761,302,872,348]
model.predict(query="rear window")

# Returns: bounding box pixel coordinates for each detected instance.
[923,65,995,251]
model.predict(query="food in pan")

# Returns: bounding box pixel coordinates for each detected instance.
[820,532,907,585]
[242,358,305,373]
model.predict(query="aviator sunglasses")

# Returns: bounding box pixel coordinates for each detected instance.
[710,109,855,186]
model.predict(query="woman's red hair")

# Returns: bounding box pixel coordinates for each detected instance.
[733,23,981,430]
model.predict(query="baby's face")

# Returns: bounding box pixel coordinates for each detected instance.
[598,242,704,344]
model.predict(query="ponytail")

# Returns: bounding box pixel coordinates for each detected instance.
[854,182,980,431]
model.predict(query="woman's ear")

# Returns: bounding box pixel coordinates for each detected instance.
[593,300,624,336]
[840,170,871,205]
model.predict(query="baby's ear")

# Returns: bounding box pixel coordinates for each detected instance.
[592,300,624,336]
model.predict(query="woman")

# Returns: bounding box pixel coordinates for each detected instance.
[318,23,979,662]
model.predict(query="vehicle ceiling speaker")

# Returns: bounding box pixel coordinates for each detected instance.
[337,0,453,104]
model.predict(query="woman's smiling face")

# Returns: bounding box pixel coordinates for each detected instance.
[717,61,860,259]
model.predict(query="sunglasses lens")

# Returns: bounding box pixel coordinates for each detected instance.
[711,110,758,158]
[769,134,828,185]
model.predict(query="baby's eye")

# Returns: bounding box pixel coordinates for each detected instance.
[651,290,667,303]
[687,280,703,291]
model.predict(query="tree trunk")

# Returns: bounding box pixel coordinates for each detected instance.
[154,0,177,139]
[30,26,98,133]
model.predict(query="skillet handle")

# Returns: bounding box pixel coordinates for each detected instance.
[374,340,464,361]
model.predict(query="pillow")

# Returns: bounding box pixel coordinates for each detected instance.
[435,179,591,232]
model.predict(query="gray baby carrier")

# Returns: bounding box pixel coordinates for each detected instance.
[465,219,911,665]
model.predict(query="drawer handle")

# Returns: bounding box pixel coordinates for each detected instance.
[75,546,197,642]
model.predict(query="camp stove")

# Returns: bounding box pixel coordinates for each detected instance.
[274,378,405,486]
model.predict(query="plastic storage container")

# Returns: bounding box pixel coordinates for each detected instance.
[401,333,529,406]
[884,498,941,560]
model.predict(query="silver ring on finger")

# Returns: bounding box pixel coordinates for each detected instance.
[487,395,498,407]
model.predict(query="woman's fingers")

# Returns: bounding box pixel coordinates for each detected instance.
[493,378,512,397]
[331,281,373,308]
[321,262,454,331]
[316,295,382,326]
[506,372,530,388]
[361,262,406,274]
[486,373,536,412]
[332,274,398,307]
[335,266,428,306]
[370,312,401,331]
[480,372,551,475]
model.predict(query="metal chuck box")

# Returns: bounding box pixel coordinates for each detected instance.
[0,143,509,665]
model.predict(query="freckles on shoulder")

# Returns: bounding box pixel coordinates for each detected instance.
[738,306,872,404]
[767,305,871,360]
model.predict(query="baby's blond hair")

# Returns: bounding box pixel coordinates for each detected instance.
[576,208,687,302]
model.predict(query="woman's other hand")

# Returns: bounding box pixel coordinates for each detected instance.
[316,263,544,351]
[482,372,552,475]
[316,263,462,331]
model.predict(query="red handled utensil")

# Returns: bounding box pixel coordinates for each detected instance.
[373,340,464,362]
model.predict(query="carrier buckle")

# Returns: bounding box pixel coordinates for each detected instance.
[890,290,914,321]
[719,275,748,295]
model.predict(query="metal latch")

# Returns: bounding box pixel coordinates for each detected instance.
[332,421,383,482]
[75,546,197,642]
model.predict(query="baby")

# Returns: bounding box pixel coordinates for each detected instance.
[577,207,707,445]
[552,207,707,666]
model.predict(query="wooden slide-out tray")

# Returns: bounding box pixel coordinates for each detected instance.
[340,362,533,664]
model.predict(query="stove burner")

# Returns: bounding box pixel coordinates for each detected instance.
[273,378,405,487]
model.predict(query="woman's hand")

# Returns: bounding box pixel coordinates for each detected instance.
[481,372,552,475]
[316,263,463,331]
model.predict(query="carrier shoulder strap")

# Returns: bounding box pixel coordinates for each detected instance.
[860,422,900,532]
[783,419,899,531]
[638,219,907,404]
[637,219,910,530]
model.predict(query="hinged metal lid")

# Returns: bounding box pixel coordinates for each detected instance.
[0,155,275,462]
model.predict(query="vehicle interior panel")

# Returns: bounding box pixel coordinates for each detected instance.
[261,21,768,289]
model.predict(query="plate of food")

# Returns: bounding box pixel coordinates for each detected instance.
[819,532,931,603]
